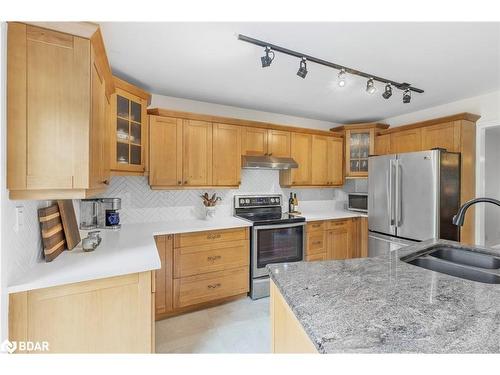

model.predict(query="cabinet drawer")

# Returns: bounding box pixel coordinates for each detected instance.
[327,219,350,231]
[306,253,327,262]
[173,267,249,308]
[307,221,325,232]
[173,240,249,278]
[174,227,248,248]
[307,232,325,255]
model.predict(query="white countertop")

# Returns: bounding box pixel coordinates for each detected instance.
[7,217,252,294]
[299,209,367,222]
[7,210,363,294]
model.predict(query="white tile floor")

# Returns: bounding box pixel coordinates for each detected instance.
[155,297,270,353]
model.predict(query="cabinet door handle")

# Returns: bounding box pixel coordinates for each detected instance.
[207,283,221,289]
[178,181,182,185]
[207,255,222,262]
[312,241,322,245]
[184,180,188,184]
[102,180,110,185]
[268,153,272,156]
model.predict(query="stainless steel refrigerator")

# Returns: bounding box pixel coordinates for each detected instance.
[368,149,461,256]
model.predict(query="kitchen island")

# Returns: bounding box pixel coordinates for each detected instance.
[268,239,500,353]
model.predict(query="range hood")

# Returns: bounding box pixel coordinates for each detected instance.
[241,155,298,170]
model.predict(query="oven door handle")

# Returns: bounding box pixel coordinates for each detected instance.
[253,222,306,230]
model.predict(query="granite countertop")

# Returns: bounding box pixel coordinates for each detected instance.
[268,239,500,353]
[8,217,252,293]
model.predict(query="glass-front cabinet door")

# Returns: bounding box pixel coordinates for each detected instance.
[111,78,150,175]
[345,129,374,178]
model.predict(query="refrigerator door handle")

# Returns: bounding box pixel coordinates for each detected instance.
[389,159,395,227]
[396,159,403,226]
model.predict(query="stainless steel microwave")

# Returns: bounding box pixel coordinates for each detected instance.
[348,193,368,213]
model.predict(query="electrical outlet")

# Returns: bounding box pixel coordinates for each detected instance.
[15,205,24,232]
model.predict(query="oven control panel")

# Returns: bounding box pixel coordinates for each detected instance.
[234,195,281,208]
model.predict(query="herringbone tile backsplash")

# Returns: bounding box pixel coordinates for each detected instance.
[98,169,348,223]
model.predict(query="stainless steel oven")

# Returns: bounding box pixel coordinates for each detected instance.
[252,222,305,278]
[234,194,306,299]
[348,192,368,213]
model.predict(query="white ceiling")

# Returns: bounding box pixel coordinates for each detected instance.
[99,22,500,123]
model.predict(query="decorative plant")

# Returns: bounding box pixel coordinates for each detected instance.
[200,193,222,207]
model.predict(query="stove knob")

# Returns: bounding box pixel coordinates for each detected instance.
[245,199,250,204]
[239,198,245,205]
[276,198,280,204]
[270,198,275,203]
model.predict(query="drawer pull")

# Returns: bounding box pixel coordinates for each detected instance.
[207,283,221,289]
[312,241,322,245]
[312,224,321,228]
[332,222,345,226]
[207,255,222,262]
[207,233,222,240]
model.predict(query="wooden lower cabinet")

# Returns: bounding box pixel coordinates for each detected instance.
[270,280,317,353]
[155,227,250,320]
[305,218,367,261]
[9,272,154,353]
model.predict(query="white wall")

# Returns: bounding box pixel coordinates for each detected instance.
[383,90,500,245]
[150,94,340,131]
[382,90,500,127]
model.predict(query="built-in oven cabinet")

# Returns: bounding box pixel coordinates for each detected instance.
[154,228,250,320]
[305,217,368,261]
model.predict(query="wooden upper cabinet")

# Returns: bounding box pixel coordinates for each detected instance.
[330,123,388,178]
[89,48,109,191]
[421,122,461,152]
[7,23,114,200]
[149,116,183,187]
[242,127,268,156]
[374,134,391,155]
[328,137,344,186]
[267,129,291,157]
[289,133,312,185]
[311,135,329,185]
[111,77,150,175]
[311,135,343,186]
[213,123,242,186]
[390,128,422,154]
[182,120,213,186]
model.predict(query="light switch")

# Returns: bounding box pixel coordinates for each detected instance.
[15,205,24,232]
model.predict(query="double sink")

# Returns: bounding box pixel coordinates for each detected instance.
[401,245,500,284]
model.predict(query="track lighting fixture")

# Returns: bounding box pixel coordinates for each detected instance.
[366,78,377,94]
[261,46,274,68]
[382,84,392,99]
[239,34,424,100]
[337,69,347,87]
[403,89,411,103]
[297,58,308,79]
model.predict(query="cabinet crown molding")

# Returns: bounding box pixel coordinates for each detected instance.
[378,112,481,135]
[147,108,343,138]
[330,123,390,133]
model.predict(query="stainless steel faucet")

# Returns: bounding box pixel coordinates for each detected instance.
[452,197,500,226]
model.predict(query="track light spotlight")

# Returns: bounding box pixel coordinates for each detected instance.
[366,78,377,94]
[337,69,347,87]
[403,89,411,103]
[382,84,392,99]
[297,58,308,79]
[261,46,274,68]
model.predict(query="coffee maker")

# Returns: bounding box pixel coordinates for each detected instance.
[80,198,121,230]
